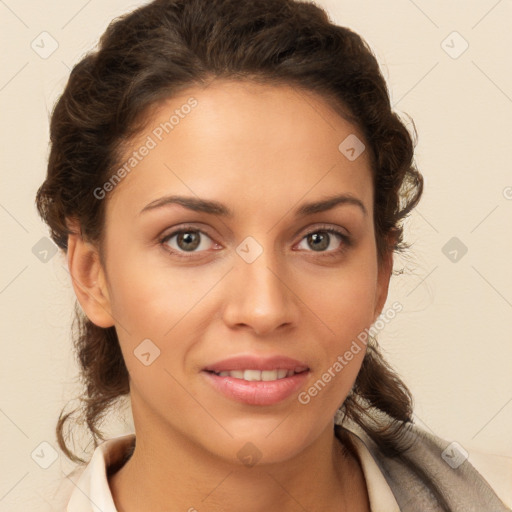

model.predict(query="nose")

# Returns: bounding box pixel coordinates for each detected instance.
[221,248,300,336]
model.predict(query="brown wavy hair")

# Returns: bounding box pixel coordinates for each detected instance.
[35,0,423,464]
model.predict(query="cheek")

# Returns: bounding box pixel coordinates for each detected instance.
[312,284,374,380]
[297,274,377,414]
[296,251,379,402]
[104,241,217,384]
[105,239,188,333]
[302,256,379,343]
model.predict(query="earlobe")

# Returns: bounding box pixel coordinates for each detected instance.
[66,225,115,328]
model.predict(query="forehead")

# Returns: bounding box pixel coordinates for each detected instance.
[106,80,373,221]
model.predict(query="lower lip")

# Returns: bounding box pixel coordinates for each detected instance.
[202,371,309,406]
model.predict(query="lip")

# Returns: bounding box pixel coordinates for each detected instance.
[202,370,310,406]
[202,355,310,373]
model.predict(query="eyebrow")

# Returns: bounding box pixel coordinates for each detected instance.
[139,193,367,217]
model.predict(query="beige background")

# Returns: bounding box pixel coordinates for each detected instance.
[1,0,511,510]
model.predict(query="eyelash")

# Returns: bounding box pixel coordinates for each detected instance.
[159,224,351,259]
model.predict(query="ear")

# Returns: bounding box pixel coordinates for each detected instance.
[373,239,394,322]
[66,219,115,328]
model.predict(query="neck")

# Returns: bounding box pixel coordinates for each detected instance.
[109,414,369,512]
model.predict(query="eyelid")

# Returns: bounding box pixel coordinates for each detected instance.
[295,224,351,257]
[299,223,350,239]
[159,224,217,255]
[159,222,351,257]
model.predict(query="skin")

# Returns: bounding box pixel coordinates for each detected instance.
[67,80,393,511]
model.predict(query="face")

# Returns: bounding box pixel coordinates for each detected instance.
[76,80,391,465]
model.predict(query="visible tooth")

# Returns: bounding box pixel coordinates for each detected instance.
[216,369,300,380]
[243,369,262,381]
[261,370,278,381]
[277,369,288,379]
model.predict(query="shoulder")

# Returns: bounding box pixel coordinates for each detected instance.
[338,418,512,511]
[49,465,88,510]
[404,424,512,509]
[466,444,512,509]
[49,434,136,511]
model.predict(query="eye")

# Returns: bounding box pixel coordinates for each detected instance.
[296,226,351,255]
[160,227,217,257]
[159,224,351,259]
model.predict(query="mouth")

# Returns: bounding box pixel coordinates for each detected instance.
[201,354,311,405]
[202,365,310,406]
[204,368,309,382]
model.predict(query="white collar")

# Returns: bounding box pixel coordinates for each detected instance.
[64,431,399,511]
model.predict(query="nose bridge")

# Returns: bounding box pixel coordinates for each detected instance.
[223,235,297,334]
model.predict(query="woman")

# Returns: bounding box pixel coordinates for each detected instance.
[36,0,512,510]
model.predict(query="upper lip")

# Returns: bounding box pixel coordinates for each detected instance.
[203,355,310,373]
